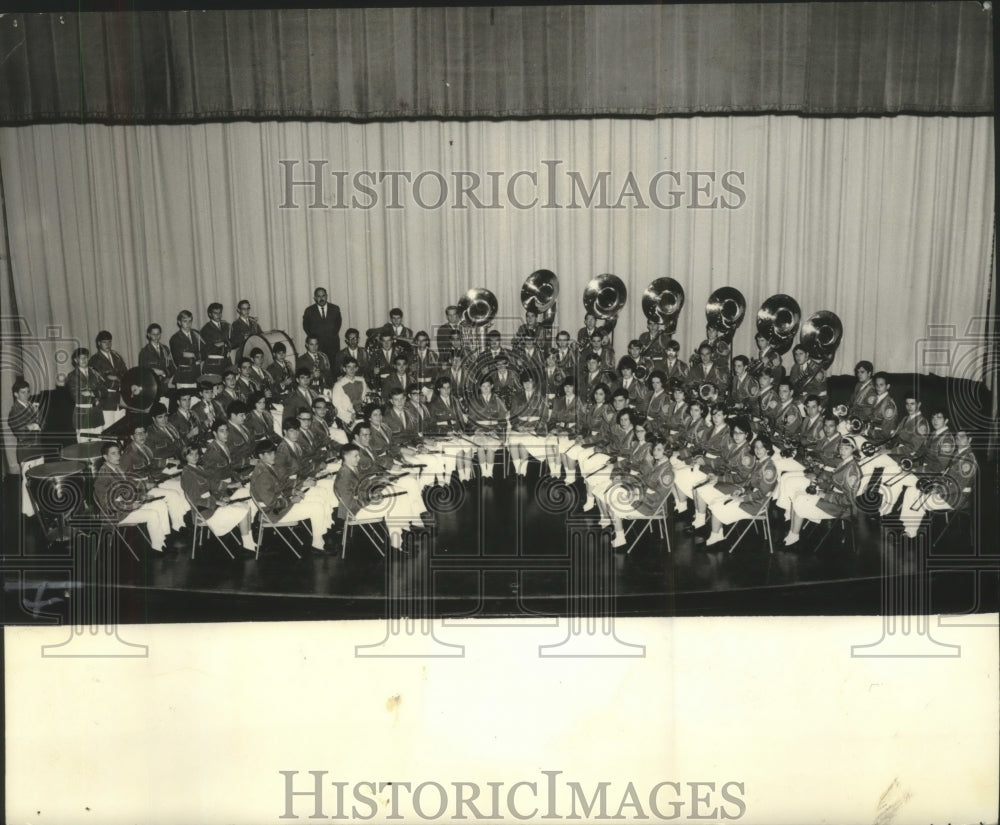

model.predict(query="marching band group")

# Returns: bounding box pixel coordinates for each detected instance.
[6,284,980,556]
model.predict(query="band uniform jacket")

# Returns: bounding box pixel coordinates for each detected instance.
[540,364,566,398]
[246,409,276,442]
[294,426,323,475]
[296,350,334,389]
[889,413,930,458]
[552,348,578,379]
[227,420,256,469]
[633,458,674,516]
[703,438,753,486]
[644,390,670,432]
[814,458,862,518]
[147,420,186,460]
[580,402,615,447]
[273,437,307,484]
[334,345,371,378]
[515,345,546,377]
[729,373,759,411]
[249,461,295,521]
[180,463,227,518]
[436,323,464,357]
[66,367,106,430]
[138,341,175,380]
[617,436,650,473]
[267,359,296,399]
[302,302,343,361]
[754,349,785,383]
[738,457,779,515]
[806,432,843,469]
[674,416,711,461]
[7,399,43,462]
[490,369,522,408]
[918,428,957,473]
[333,462,365,520]
[846,379,877,423]
[202,439,239,485]
[408,348,440,390]
[190,398,224,433]
[549,394,582,431]
[637,331,668,364]
[695,337,732,370]
[662,400,689,441]
[235,374,262,400]
[755,386,778,423]
[603,423,636,459]
[217,385,244,409]
[866,394,898,444]
[799,414,825,451]
[94,462,143,518]
[369,422,401,466]
[169,408,199,443]
[579,368,615,402]
[310,416,341,457]
[427,393,465,434]
[771,398,803,441]
[467,394,509,427]
[687,360,730,396]
[386,324,414,344]
[578,346,616,374]
[789,359,828,398]
[200,320,232,374]
[406,399,433,434]
[229,316,262,356]
[89,349,128,411]
[508,388,548,427]
[369,346,403,387]
[661,359,689,384]
[616,375,648,407]
[381,370,415,402]
[169,329,206,384]
[281,386,319,423]
[940,446,978,510]
[700,423,732,463]
[121,440,166,479]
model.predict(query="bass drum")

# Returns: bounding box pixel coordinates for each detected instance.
[242,330,298,370]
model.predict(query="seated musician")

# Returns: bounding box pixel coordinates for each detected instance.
[249,439,332,553]
[643,371,670,435]
[662,381,690,447]
[799,394,826,452]
[169,390,201,444]
[637,320,668,367]
[384,388,421,448]
[753,333,785,383]
[266,342,296,399]
[229,299,262,358]
[586,406,638,520]
[403,385,454,485]
[138,323,176,387]
[565,383,615,486]
[311,396,349,453]
[387,308,414,344]
[579,352,614,401]
[729,356,759,414]
[516,308,549,352]
[331,357,371,429]
[466,374,510,482]
[408,331,439,397]
[898,430,977,538]
[334,444,409,553]
[607,436,674,549]
[775,412,842,519]
[687,344,730,402]
[515,333,545,375]
[334,328,371,379]
[235,358,262,399]
[865,372,898,444]
[491,354,522,408]
[225,401,258,473]
[766,380,804,469]
[382,354,415,400]
[355,415,428,519]
[541,350,565,402]
[370,328,400,388]
[581,330,616,374]
[552,331,578,378]
[661,341,689,384]
[888,393,930,460]
[789,344,828,405]
[845,361,877,425]
[282,368,319,422]
[67,347,106,441]
[481,330,509,366]
[672,402,730,513]
[146,403,186,461]
[179,442,256,553]
[427,376,472,482]
[297,335,333,390]
[616,416,651,475]
[90,330,128,427]
[293,406,338,484]
[191,377,226,433]
[444,328,469,372]
[615,358,648,408]
[687,416,754,534]
[200,303,232,376]
[94,441,173,553]
[877,408,955,512]
[752,370,778,426]
[703,435,779,546]
[218,368,245,407]
[549,378,582,473]
[273,417,337,511]
[245,391,277,442]
[119,422,189,531]
[505,372,551,478]
[621,340,655,384]
[785,438,862,546]
[202,420,254,501]
[169,310,205,387]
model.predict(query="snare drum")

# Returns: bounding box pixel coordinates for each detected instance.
[62,441,111,474]
[242,330,298,369]
[25,461,87,543]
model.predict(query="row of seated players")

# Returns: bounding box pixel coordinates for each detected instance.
[78,362,975,554]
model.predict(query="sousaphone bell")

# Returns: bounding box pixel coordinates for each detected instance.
[642,278,685,335]
[521,270,559,315]
[756,294,801,355]
[583,274,628,322]
[800,310,843,368]
[458,287,499,328]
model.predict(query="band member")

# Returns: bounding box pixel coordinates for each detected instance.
[387,308,414,344]
[789,344,828,403]
[235,358,262,399]
[565,383,615,485]
[552,330,578,378]
[250,440,333,553]
[273,418,337,512]
[94,441,173,552]
[785,438,862,546]
[643,371,670,434]
[119,422,189,530]
[466,375,510,480]
[541,350,566,401]
[169,390,201,444]
[577,313,600,348]
[369,328,400,390]
[703,435,779,546]
[579,352,614,401]
[752,333,785,383]
[297,335,334,390]
[361,410,430,512]
[225,401,258,471]
[607,436,674,548]
[66,347,106,440]
[688,416,755,533]
[481,330,509,365]
[888,393,930,460]
[266,342,296,399]
[334,328,371,378]
[774,413,842,518]
[436,306,464,357]
[507,372,551,477]
[866,372,898,444]
[491,354,522,408]
[331,357,371,427]
[7,379,43,464]
[282,368,319,422]
[384,388,421,448]
[302,287,343,366]
[138,323,176,385]
[425,376,472,480]
[408,331,439,394]
[672,404,734,513]
[90,330,128,427]
[515,333,546,377]
[202,419,251,491]
[799,394,826,452]
[218,368,245,407]
[581,331,616,373]
[661,341,689,384]
[169,310,205,387]
[898,430,977,538]
[687,344,730,401]
[311,395,349,451]
[549,378,582,476]
[662,381,690,446]
[729,356,759,413]
[767,380,803,447]
[753,370,778,425]
[180,443,256,553]
[381,354,415,401]
[621,340,655,383]
[637,320,668,366]
[587,407,638,521]
[615,358,648,407]
[201,302,232,376]
[669,400,711,493]
[229,299,262,358]
[845,361,877,424]
[334,444,408,552]
[696,326,731,369]
[245,392,277,442]
[192,377,226,430]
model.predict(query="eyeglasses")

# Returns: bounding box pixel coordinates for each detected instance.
[299,416,313,421]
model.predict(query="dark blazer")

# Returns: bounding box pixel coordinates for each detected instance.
[302,302,343,361]
[249,462,294,521]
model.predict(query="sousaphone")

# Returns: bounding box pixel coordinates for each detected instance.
[521,269,559,322]
[642,278,685,335]
[800,310,843,368]
[458,288,499,328]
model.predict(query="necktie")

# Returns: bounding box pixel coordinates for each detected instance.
[320,306,326,319]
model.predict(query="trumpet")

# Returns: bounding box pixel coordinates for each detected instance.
[746,345,774,378]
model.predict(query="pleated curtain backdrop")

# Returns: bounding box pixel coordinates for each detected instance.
[0,115,993,379]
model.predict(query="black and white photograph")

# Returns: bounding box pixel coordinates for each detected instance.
[2,2,997,823]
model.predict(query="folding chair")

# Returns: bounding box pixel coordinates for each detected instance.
[930,500,972,549]
[183,493,237,560]
[727,499,775,555]
[341,508,387,559]
[91,508,143,561]
[624,497,672,555]
[250,493,307,560]
[812,515,858,555]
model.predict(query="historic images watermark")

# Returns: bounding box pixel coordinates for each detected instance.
[279,771,747,821]
[278,160,747,211]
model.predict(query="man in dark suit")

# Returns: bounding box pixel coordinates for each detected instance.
[436,306,463,358]
[302,287,342,366]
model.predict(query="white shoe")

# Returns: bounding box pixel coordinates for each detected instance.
[674,499,688,513]
[611,533,626,549]
[598,517,611,528]
[583,495,596,512]
[784,532,800,546]
[706,530,724,546]
[692,513,706,528]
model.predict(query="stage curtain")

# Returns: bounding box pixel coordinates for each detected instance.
[0,116,993,382]
[0,3,993,123]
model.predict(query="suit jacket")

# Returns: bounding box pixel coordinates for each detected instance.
[227,421,256,468]
[169,329,206,382]
[296,350,334,388]
[66,367,105,429]
[202,439,238,485]
[266,359,296,399]
[121,441,165,478]
[89,350,128,410]
[93,463,142,518]
[427,394,465,433]
[436,323,464,356]
[246,409,276,442]
[169,408,199,442]
[408,348,440,389]
[616,375,648,407]
[369,346,403,386]
[7,400,43,462]
[138,342,175,379]
[281,387,318,423]
[384,406,420,446]
[274,437,307,483]
[302,302,343,359]
[890,414,930,457]
[381,371,415,401]
[847,379,878,423]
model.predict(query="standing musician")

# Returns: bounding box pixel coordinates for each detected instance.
[577,313,600,348]
[898,430,977,538]
[729,356,759,414]
[179,442,257,554]
[66,347,106,441]
[138,323,176,386]
[94,442,173,553]
[552,330,578,378]
[615,358,648,408]
[774,412,842,520]
[7,379,44,466]
[466,375,510,481]
[785,438,862,546]
[200,302,232,376]
[436,306,464,358]
[169,310,205,387]
[250,440,333,553]
[266,342,296,400]
[672,404,737,516]
[90,330,128,428]
[752,333,785,383]
[687,416,755,534]
[516,309,551,352]
[408,331,439,396]
[638,319,668,367]
[334,329,371,379]
[229,299,262,359]
[703,435,779,546]
[426,376,474,482]
[687,344,730,402]
[789,344,828,405]
[661,341,689,384]
[297,335,334,390]
[330,357,371,428]
[607,436,674,549]
[643,371,670,435]
[506,372,551,478]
